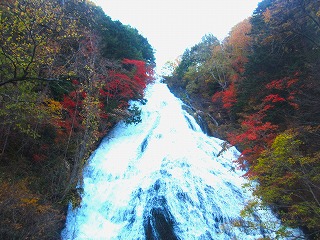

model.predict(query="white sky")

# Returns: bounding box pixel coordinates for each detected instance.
[91,0,261,71]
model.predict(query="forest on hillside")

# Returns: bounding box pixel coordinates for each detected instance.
[0,0,154,238]
[164,0,320,238]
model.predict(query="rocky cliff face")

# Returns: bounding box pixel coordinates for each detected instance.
[163,76,231,140]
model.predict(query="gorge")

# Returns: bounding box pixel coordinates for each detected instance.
[62,80,301,239]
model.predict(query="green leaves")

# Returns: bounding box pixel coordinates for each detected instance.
[165,0,319,237]
[251,130,320,236]
[0,1,155,238]
[125,104,142,125]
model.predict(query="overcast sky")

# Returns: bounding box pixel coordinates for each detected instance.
[91,0,261,71]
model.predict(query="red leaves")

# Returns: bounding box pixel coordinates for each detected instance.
[56,58,152,140]
[265,79,283,90]
[228,100,278,170]
[51,56,153,149]
[222,83,237,109]
[32,153,47,163]
[212,83,237,110]
[58,89,84,134]
[72,79,80,85]
[263,94,285,103]
[99,59,153,104]
[99,88,113,98]
[229,111,278,146]
[61,95,77,109]
[211,70,301,172]
[80,36,98,57]
[123,59,151,88]
[212,91,223,104]
[266,77,298,90]
[124,59,154,84]
[264,76,300,109]
[227,75,301,171]
[106,71,135,99]
[265,77,299,93]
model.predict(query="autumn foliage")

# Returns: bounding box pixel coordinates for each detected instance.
[0,180,65,239]
[165,0,320,238]
[0,0,154,238]
[212,82,237,110]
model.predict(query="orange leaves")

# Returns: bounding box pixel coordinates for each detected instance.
[210,19,252,115]
[228,18,252,56]
[262,8,272,23]
[231,56,248,75]
[43,99,62,115]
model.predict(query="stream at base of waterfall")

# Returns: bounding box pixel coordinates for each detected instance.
[62,79,302,239]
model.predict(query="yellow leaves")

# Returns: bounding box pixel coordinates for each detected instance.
[255,132,300,176]
[44,98,62,116]
[1,82,59,138]
[251,128,320,235]
[16,123,40,138]
[84,64,94,72]
[0,179,65,238]
[240,200,259,218]
[271,131,300,156]
[20,197,40,207]
[20,197,52,213]
[1,0,81,84]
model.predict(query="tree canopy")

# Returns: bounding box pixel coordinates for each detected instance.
[165,0,320,238]
[0,0,154,238]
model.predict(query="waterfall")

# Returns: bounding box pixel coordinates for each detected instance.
[62,80,301,239]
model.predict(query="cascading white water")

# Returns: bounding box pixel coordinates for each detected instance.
[62,80,300,240]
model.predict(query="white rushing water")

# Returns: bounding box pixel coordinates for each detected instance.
[62,80,300,239]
